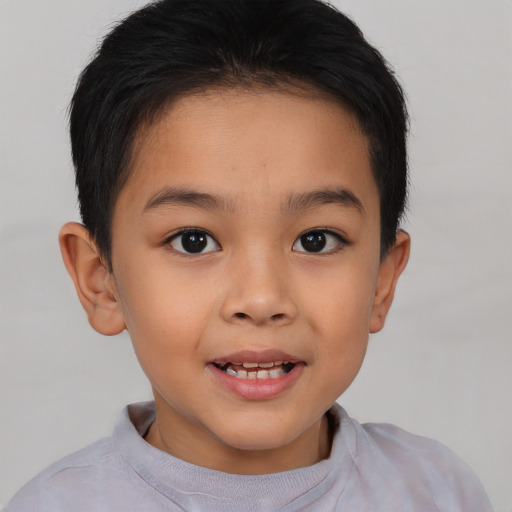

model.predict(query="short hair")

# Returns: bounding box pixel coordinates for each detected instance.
[70,0,408,268]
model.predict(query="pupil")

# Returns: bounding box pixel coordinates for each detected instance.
[182,232,207,253]
[301,231,326,252]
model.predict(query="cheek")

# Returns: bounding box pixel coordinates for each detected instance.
[303,258,378,386]
[312,301,371,401]
[115,264,216,357]
[306,261,378,337]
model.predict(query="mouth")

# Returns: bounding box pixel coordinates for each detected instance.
[213,361,297,380]
[208,351,305,399]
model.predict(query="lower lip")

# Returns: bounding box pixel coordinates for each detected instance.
[207,363,304,400]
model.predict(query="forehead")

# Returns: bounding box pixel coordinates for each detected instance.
[118,87,379,220]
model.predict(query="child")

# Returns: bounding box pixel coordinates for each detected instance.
[5,0,494,510]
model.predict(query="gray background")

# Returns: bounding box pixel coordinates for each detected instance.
[1,0,511,509]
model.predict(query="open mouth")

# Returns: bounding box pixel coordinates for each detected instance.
[213,361,297,380]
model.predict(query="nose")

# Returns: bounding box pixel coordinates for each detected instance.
[220,249,298,327]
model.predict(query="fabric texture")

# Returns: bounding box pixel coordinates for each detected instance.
[5,402,494,511]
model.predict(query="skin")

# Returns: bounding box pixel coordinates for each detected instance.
[60,87,409,475]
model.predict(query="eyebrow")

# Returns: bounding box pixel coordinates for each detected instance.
[143,186,365,216]
[283,189,366,215]
[143,187,235,213]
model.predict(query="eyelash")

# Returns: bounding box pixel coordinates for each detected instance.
[292,229,349,254]
[164,228,349,255]
[165,228,220,256]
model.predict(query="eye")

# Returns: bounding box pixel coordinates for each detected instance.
[292,229,346,253]
[168,229,220,254]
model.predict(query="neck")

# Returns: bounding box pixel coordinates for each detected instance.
[144,399,333,475]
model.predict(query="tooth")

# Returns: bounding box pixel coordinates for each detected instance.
[270,368,284,379]
[257,370,270,379]
[225,368,238,377]
[274,361,283,366]
[236,370,248,379]
[248,371,257,379]
[258,362,274,368]
[243,362,258,368]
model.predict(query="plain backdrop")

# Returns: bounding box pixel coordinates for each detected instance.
[1,0,511,509]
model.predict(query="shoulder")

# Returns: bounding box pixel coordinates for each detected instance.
[332,406,494,511]
[4,437,122,512]
[361,419,465,463]
[4,403,157,512]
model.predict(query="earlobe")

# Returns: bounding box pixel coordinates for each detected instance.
[369,230,410,333]
[59,222,126,336]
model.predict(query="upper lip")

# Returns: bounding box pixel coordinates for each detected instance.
[210,349,303,365]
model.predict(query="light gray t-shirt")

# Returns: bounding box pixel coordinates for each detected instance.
[5,402,493,511]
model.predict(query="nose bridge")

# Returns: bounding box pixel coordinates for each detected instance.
[221,243,297,325]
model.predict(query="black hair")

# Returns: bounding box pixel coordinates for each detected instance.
[70,0,408,267]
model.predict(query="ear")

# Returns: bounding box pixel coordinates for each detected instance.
[59,222,126,336]
[369,230,410,333]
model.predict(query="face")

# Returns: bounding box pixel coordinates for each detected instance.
[108,87,388,473]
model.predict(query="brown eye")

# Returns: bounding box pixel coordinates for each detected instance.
[300,231,326,252]
[292,230,345,253]
[169,229,220,254]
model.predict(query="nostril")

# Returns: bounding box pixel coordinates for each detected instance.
[235,312,248,319]
[271,313,285,321]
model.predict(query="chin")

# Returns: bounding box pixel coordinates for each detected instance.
[214,420,305,453]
